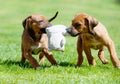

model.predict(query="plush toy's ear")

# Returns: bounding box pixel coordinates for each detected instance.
[22,16,32,29]
[85,16,98,35]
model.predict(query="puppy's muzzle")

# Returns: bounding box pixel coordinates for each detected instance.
[66,28,80,37]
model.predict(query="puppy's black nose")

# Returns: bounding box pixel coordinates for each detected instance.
[66,28,71,34]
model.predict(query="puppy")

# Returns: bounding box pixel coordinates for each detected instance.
[21,12,58,69]
[67,13,120,68]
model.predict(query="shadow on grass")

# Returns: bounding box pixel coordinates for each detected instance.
[0,59,111,70]
[0,60,53,69]
[0,59,77,69]
[0,59,19,66]
[0,59,32,68]
[59,61,112,69]
[59,61,76,67]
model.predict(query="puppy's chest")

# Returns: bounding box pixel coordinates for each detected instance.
[82,34,103,49]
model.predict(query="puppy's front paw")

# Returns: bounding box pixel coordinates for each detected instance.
[102,60,109,64]
[117,66,120,69]
[35,66,43,70]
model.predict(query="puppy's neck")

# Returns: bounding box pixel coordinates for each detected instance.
[27,28,42,42]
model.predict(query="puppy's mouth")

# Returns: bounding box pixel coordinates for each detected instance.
[40,28,46,33]
[70,33,80,37]
[39,23,52,33]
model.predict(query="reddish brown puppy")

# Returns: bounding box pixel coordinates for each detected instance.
[21,12,58,69]
[67,13,120,68]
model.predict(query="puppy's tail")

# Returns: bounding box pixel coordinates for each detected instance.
[49,11,58,22]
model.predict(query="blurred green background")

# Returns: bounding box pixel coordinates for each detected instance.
[0,0,120,84]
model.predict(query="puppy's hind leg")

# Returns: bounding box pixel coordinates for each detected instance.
[21,55,26,64]
[107,40,120,68]
[21,48,26,64]
[98,47,108,64]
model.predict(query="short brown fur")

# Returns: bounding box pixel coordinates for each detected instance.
[68,13,120,68]
[21,12,58,69]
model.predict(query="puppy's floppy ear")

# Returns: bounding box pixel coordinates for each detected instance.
[85,16,98,35]
[22,16,36,41]
[26,16,37,41]
[22,16,32,29]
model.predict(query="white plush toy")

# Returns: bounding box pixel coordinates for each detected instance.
[46,25,68,52]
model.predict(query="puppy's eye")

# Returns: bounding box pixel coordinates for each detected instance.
[73,23,81,28]
[38,20,44,23]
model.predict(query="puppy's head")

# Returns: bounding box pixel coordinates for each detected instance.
[67,13,98,36]
[22,12,58,41]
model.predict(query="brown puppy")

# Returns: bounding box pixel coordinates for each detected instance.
[67,13,120,68]
[21,12,58,69]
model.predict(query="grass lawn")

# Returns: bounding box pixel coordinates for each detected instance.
[0,0,120,84]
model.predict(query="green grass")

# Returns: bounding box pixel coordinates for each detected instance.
[0,0,120,84]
